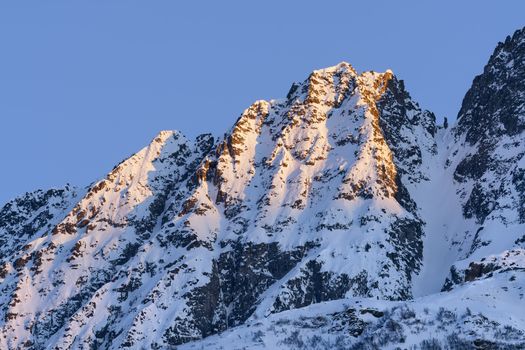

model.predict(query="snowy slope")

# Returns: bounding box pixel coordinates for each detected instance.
[0,26,524,350]
[181,270,525,350]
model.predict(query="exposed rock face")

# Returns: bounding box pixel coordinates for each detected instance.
[0,186,81,259]
[1,27,525,350]
[452,27,525,223]
[443,27,525,292]
[455,27,525,147]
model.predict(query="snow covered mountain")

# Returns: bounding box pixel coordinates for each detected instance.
[1,27,524,349]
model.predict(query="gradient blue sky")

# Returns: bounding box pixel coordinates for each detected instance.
[1,1,524,205]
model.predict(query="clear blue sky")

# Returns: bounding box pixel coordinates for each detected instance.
[1,1,524,205]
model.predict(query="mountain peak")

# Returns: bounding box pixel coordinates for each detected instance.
[456,25,525,145]
[284,61,398,111]
[311,61,357,75]
[151,129,183,144]
[502,25,525,48]
[2,28,525,350]
[310,61,394,78]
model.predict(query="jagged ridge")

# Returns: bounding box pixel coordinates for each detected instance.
[0,27,524,350]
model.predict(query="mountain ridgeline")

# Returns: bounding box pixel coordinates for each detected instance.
[1,27,525,349]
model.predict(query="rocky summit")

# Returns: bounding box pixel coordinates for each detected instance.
[1,27,525,350]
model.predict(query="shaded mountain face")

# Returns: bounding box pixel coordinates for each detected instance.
[443,27,525,291]
[0,28,524,350]
[453,27,525,225]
